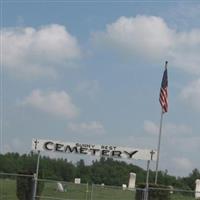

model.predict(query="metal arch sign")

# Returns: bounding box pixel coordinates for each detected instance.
[32,139,157,161]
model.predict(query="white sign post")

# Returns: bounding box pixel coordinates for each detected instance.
[32,150,40,200]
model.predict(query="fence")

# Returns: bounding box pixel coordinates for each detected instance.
[0,172,34,200]
[37,179,89,200]
[0,173,89,200]
[0,172,199,200]
[90,184,135,200]
[91,184,198,200]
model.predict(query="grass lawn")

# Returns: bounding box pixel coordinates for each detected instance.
[91,185,134,200]
[41,181,89,199]
[171,193,195,200]
[0,179,18,200]
[0,179,196,200]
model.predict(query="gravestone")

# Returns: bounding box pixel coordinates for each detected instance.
[74,178,81,184]
[169,185,174,194]
[195,179,200,199]
[122,184,127,190]
[128,172,136,190]
[57,182,64,192]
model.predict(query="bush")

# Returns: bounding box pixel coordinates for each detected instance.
[136,183,171,200]
[16,170,44,200]
[16,171,34,200]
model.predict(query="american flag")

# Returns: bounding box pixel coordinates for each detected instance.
[159,63,168,113]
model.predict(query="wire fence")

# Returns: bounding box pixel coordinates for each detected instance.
[0,172,199,200]
[0,172,34,200]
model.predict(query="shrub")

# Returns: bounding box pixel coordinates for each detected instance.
[16,170,44,200]
[16,171,34,200]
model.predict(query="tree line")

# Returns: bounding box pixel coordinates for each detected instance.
[0,152,199,190]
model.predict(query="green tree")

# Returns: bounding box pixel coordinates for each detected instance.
[182,168,200,190]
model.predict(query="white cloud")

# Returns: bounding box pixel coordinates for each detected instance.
[172,157,193,171]
[93,15,174,61]
[11,138,22,148]
[2,24,81,79]
[76,80,100,99]
[3,144,12,154]
[67,121,106,135]
[144,120,159,135]
[171,29,200,74]
[168,136,200,154]
[144,120,192,136]
[4,138,23,153]
[122,132,199,176]
[123,135,157,149]
[180,78,200,110]
[21,89,79,119]
[92,15,200,74]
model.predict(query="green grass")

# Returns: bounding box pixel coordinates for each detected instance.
[0,179,196,200]
[0,179,18,200]
[91,185,134,200]
[171,193,195,200]
[41,181,88,199]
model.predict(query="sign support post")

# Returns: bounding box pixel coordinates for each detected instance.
[33,151,40,200]
[144,160,150,200]
[144,150,155,200]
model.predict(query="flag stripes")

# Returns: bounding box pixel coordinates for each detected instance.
[159,66,168,113]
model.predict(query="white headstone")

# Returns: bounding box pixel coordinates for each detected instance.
[122,184,127,190]
[195,179,200,199]
[57,182,64,192]
[128,172,136,190]
[168,185,174,194]
[74,178,81,184]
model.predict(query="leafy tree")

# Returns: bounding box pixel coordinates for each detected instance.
[182,168,200,190]
[0,152,199,191]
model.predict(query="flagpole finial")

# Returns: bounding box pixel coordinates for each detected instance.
[165,61,168,69]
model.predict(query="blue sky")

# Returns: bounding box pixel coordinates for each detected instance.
[1,1,200,177]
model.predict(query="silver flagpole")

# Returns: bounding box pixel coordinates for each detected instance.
[155,110,164,184]
[155,61,168,184]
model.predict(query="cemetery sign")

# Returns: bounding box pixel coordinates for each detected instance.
[32,139,157,161]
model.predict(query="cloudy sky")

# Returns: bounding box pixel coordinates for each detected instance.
[1,1,200,177]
